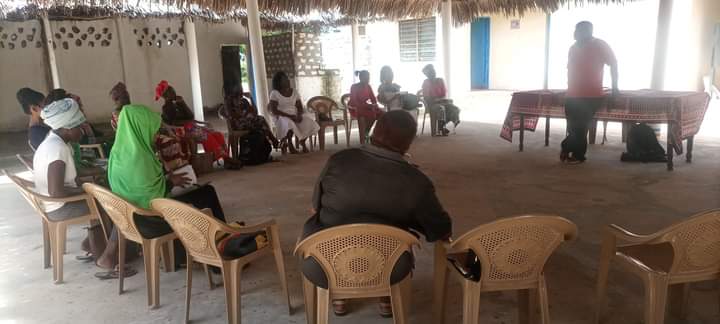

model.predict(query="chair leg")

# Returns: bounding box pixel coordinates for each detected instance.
[595,232,616,324]
[203,264,215,290]
[302,276,317,324]
[669,283,690,320]
[160,241,173,273]
[316,287,330,324]
[270,225,292,314]
[462,280,481,324]
[390,276,412,324]
[185,254,193,324]
[118,234,126,294]
[538,275,551,324]
[42,220,51,269]
[333,126,338,144]
[432,245,449,324]
[421,110,427,135]
[48,222,67,284]
[344,124,350,147]
[142,240,161,308]
[221,262,242,324]
[644,274,669,324]
[518,289,537,324]
[318,129,325,151]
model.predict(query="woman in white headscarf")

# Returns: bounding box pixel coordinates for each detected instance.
[34,98,136,279]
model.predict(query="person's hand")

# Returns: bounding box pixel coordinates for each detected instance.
[169,172,191,188]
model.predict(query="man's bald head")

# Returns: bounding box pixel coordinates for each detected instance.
[574,21,594,41]
[371,110,417,154]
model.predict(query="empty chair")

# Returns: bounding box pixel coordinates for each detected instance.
[3,169,102,283]
[340,94,357,142]
[433,215,578,324]
[306,96,350,150]
[417,90,431,135]
[82,183,176,308]
[150,198,290,324]
[595,209,720,324]
[294,224,421,324]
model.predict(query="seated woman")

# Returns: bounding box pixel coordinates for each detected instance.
[156,80,240,169]
[269,71,320,154]
[302,110,452,317]
[421,64,461,136]
[109,104,263,263]
[16,87,50,150]
[377,66,421,116]
[349,70,384,144]
[44,89,103,145]
[224,82,278,164]
[34,98,131,278]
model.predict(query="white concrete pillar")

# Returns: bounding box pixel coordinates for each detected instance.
[651,0,674,90]
[185,18,204,121]
[114,17,128,84]
[441,0,453,97]
[543,13,552,90]
[351,21,360,79]
[41,15,60,89]
[246,0,270,117]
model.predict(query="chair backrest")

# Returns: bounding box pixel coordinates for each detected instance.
[450,215,577,287]
[294,224,420,295]
[82,183,148,243]
[340,93,352,110]
[150,198,225,265]
[16,154,34,172]
[648,209,720,276]
[2,169,50,222]
[307,96,342,122]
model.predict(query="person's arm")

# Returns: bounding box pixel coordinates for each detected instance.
[269,100,294,119]
[47,160,84,197]
[409,183,452,242]
[294,99,304,122]
[606,43,619,96]
[369,86,378,106]
[311,161,331,214]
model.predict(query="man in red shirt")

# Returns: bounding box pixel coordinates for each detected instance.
[561,21,618,163]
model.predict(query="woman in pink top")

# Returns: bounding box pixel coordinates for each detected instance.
[422,64,460,136]
[349,70,384,144]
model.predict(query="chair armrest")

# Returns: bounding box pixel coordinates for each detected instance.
[606,224,656,244]
[219,219,277,236]
[36,192,92,204]
[135,207,162,218]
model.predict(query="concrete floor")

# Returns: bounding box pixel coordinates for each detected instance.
[1,97,720,323]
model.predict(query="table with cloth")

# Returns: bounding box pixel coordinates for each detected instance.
[500,89,710,170]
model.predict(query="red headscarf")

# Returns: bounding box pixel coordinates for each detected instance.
[155,80,170,101]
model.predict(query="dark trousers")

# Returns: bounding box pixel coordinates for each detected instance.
[561,98,604,161]
[133,185,226,265]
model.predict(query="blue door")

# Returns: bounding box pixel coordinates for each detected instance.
[471,18,490,90]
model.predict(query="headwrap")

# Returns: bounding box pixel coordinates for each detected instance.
[108,105,166,209]
[155,80,170,101]
[110,82,129,102]
[41,98,86,130]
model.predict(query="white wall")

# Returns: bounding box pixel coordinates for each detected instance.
[487,12,547,90]
[0,20,50,132]
[196,20,248,108]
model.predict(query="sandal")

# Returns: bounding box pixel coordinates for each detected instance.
[94,266,138,280]
[76,252,94,262]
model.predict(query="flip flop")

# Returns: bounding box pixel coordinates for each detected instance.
[94,267,138,280]
[76,252,94,262]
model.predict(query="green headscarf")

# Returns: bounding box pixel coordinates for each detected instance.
[108,105,166,208]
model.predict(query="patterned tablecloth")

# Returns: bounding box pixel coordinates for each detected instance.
[500,89,710,154]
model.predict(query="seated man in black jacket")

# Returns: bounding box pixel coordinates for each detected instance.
[302,110,452,317]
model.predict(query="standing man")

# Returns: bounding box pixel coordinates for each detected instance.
[561,21,618,163]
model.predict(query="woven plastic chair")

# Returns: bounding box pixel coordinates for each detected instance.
[150,198,291,324]
[16,153,34,171]
[339,94,356,142]
[79,143,105,159]
[3,169,102,284]
[307,96,350,150]
[595,209,720,324]
[294,224,421,324]
[433,215,577,324]
[82,183,178,308]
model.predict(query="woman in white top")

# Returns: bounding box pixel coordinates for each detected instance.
[269,71,320,154]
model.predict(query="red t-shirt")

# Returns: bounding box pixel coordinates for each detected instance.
[567,38,616,98]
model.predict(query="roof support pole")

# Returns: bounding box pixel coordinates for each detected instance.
[543,13,552,90]
[246,0,270,117]
[651,0,674,90]
[185,18,204,121]
[41,14,60,89]
[441,0,453,97]
[351,20,360,80]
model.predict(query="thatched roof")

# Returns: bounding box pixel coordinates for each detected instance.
[3,0,632,26]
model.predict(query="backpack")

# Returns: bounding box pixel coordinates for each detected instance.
[238,131,272,165]
[620,123,668,163]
